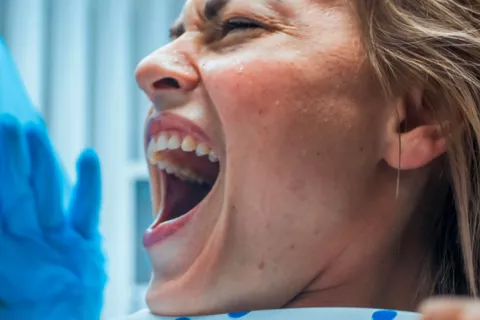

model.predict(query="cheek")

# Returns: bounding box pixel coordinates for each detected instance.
[199,37,387,235]
[202,57,285,126]
[202,50,383,176]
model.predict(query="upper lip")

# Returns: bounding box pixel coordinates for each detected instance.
[145,111,214,151]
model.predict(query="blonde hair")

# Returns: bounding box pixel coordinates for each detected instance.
[355,0,480,296]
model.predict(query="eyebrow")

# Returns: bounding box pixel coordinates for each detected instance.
[169,0,231,41]
[204,0,230,20]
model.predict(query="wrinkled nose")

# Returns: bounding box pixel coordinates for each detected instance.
[135,47,199,103]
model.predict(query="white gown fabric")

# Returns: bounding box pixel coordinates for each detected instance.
[122,308,421,320]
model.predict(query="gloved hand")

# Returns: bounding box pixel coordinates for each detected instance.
[0,35,106,319]
[0,115,107,320]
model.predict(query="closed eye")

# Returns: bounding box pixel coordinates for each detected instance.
[221,18,264,37]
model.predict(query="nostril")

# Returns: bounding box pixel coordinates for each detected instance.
[153,77,181,90]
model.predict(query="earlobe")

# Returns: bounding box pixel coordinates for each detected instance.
[384,124,447,170]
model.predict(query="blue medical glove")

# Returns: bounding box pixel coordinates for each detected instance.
[0,115,107,320]
[0,36,105,319]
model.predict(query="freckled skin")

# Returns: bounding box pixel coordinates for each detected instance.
[135,0,434,317]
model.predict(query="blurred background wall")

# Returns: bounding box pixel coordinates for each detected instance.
[0,0,185,318]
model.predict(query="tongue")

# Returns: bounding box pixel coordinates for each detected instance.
[163,173,211,222]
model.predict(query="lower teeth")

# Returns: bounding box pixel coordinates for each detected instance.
[158,164,205,185]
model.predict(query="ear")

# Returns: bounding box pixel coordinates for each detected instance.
[384,89,447,170]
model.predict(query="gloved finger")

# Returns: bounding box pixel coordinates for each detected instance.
[69,149,102,239]
[25,123,65,230]
[0,115,30,178]
[0,114,39,236]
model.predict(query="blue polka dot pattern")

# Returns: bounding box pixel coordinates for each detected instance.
[227,311,251,318]
[372,310,398,320]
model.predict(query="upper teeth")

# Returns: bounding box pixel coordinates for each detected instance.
[147,132,219,166]
[195,143,210,156]
[181,136,197,152]
[167,134,181,150]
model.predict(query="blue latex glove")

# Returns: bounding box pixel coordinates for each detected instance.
[0,36,106,319]
[0,116,106,320]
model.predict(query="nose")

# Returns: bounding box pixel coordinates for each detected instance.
[135,46,199,103]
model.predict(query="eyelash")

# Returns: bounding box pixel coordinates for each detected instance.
[221,18,264,37]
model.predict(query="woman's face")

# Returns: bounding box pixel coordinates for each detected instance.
[136,0,415,316]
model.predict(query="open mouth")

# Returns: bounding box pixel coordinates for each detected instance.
[146,127,220,229]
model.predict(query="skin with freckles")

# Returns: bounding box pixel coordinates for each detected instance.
[135,0,454,317]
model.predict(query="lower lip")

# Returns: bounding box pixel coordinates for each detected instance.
[143,168,200,247]
[143,206,197,247]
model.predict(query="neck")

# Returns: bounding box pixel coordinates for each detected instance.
[285,230,432,312]
[285,171,444,312]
